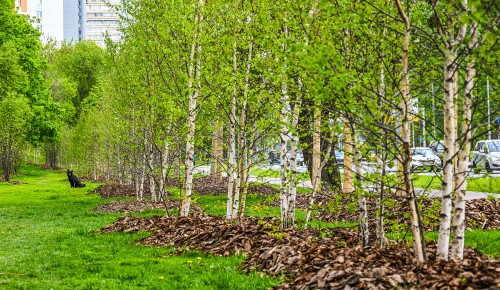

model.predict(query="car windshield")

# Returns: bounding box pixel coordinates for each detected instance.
[412,148,432,156]
[487,141,500,152]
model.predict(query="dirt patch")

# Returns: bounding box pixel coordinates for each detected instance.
[9,181,27,185]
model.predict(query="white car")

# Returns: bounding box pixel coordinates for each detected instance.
[410,147,442,172]
[472,140,500,173]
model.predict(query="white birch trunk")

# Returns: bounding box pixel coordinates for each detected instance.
[395,0,425,262]
[226,37,237,219]
[434,0,468,261]
[234,36,253,219]
[181,0,203,216]
[148,141,156,201]
[239,132,254,219]
[138,158,146,201]
[279,81,291,227]
[159,141,170,201]
[286,89,301,227]
[450,19,478,260]
[278,18,293,227]
[232,175,241,219]
[354,139,369,247]
[437,52,458,260]
[376,65,386,247]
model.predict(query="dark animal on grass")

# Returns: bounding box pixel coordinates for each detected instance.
[67,170,86,188]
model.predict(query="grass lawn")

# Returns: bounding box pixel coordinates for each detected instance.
[250,167,310,181]
[0,163,280,289]
[413,174,500,194]
[252,165,500,195]
[2,163,499,290]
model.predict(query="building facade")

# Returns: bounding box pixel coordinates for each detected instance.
[15,0,120,46]
[83,0,120,45]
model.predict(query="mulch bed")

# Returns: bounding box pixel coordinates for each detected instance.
[92,176,278,199]
[99,214,500,289]
[261,193,500,231]
[165,176,279,196]
[93,200,204,215]
[92,184,137,198]
[93,178,500,288]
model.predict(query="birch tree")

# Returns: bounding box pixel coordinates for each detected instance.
[394,0,425,262]
[450,13,477,260]
[432,0,469,261]
[181,0,204,217]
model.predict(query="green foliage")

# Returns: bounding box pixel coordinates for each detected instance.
[0,95,32,179]
[0,41,27,97]
[0,0,61,146]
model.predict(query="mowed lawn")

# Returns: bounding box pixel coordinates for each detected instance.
[0,164,280,289]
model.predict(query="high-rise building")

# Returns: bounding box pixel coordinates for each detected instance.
[83,0,120,46]
[14,0,120,46]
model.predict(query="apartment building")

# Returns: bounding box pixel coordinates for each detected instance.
[15,0,121,46]
[83,0,120,45]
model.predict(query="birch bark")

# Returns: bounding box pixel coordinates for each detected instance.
[376,64,386,248]
[232,36,253,219]
[435,0,468,259]
[394,0,425,262]
[181,0,203,217]
[226,37,237,219]
[286,90,301,227]
[451,17,478,260]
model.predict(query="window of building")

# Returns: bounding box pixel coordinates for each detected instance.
[36,11,42,18]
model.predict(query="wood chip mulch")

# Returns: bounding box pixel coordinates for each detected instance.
[93,200,165,213]
[93,200,204,215]
[262,193,500,231]
[99,214,500,289]
[165,176,279,196]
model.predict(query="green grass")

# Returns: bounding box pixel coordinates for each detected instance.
[250,167,310,181]
[424,231,500,258]
[0,163,280,289]
[2,163,499,290]
[413,174,500,194]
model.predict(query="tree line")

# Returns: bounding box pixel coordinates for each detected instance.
[1,0,500,262]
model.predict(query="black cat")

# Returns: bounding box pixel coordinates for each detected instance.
[66,170,86,188]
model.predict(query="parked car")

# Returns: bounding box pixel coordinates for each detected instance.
[268,150,280,165]
[471,139,500,173]
[285,152,305,166]
[429,140,445,158]
[296,152,304,166]
[410,147,442,172]
[335,151,344,167]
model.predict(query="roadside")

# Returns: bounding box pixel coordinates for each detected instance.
[192,165,500,200]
